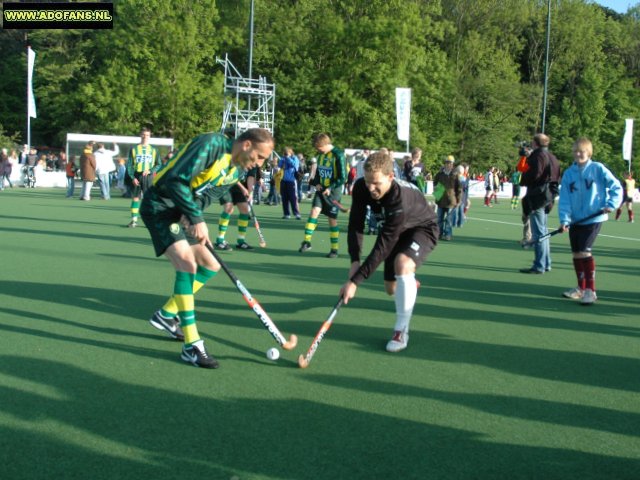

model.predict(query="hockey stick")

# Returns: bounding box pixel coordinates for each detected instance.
[205,242,297,350]
[318,190,350,213]
[521,209,606,249]
[298,298,344,369]
[247,202,267,248]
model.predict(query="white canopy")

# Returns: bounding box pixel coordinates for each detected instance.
[65,133,174,159]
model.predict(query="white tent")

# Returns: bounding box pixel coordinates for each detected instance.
[65,133,174,160]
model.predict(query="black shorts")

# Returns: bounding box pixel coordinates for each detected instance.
[311,188,342,219]
[383,227,438,282]
[219,184,247,205]
[140,188,188,257]
[568,222,601,254]
[126,172,153,197]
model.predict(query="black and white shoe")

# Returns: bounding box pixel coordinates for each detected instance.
[299,241,312,253]
[215,241,233,251]
[326,249,338,258]
[236,242,254,250]
[181,340,219,369]
[149,311,184,341]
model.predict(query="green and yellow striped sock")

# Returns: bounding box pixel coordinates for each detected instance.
[217,211,231,244]
[237,213,249,244]
[173,271,199,344]
[304,217,318,243]
[329,225,339,251]
[130,199,140,221]
[161,266,218,318]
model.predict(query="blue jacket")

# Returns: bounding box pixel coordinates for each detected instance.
[558,159,622,226]
[279,155,299,183]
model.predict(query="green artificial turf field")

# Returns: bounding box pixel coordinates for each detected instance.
[0,188,638,480]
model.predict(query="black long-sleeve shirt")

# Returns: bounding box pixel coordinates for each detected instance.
[348,178,438,285]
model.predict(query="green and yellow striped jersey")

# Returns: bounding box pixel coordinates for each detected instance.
[152,132,243,224]
[127,144,158,177]
[314,146,347,190]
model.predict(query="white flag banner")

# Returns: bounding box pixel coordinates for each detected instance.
[28,46,37,119]
[623,118,633,162]
[396,87,411,142]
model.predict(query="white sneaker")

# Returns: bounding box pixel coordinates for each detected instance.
[581,289,597,305]
[563,287,584,300]
[386,330,409,353]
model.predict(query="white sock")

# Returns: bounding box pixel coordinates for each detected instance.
[394,274,417,333]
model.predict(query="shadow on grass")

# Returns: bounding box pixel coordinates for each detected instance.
[4,277,637,395]
[0,356,638,480]
[302,374,640,438]
[0,225,150,247]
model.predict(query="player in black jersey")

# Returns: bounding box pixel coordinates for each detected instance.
[339,151,439,352]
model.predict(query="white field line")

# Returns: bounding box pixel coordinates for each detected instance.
[467,216,640,243]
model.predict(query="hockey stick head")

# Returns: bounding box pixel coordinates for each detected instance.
[298,354,310,369]
[282,334,298,350]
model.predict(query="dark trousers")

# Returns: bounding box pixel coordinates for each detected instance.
[281,180,299,216]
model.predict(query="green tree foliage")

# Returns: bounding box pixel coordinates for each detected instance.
[0,0,638,175]
[78,0,225,140]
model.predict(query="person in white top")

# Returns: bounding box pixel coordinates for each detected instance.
[94,143,119,200]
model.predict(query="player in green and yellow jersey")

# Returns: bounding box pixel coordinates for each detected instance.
[298,133,347,258]
[615,172,636,223]
[126,127,159,227]
[140,128,274,368]
[214,165,260,251]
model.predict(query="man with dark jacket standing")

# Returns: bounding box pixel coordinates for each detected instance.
[433,155,461,241]
[519,133,561,274]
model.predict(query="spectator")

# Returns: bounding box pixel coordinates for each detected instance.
[296,153,307,201]
[65,154,77,198]
[19,145,29,164]
[433,156,461,241]
[0,149,11,190]
[115,157,128,196]
[484,167,495,207]
[265,158,280,206]
[94,143,119,200]
[519,133,561,274]
[79,141,96,201]
[279,147,301,219]
[450,162,469,228]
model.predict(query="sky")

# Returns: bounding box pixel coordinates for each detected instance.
[593,0,635,13]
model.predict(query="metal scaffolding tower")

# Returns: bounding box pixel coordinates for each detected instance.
[216,53,276,136]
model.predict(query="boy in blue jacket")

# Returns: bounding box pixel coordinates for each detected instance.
[558,138,622,305]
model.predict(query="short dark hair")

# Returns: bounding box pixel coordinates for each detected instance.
[236,128,274,146]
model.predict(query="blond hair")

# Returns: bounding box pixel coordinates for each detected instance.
[572,137,593,157]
